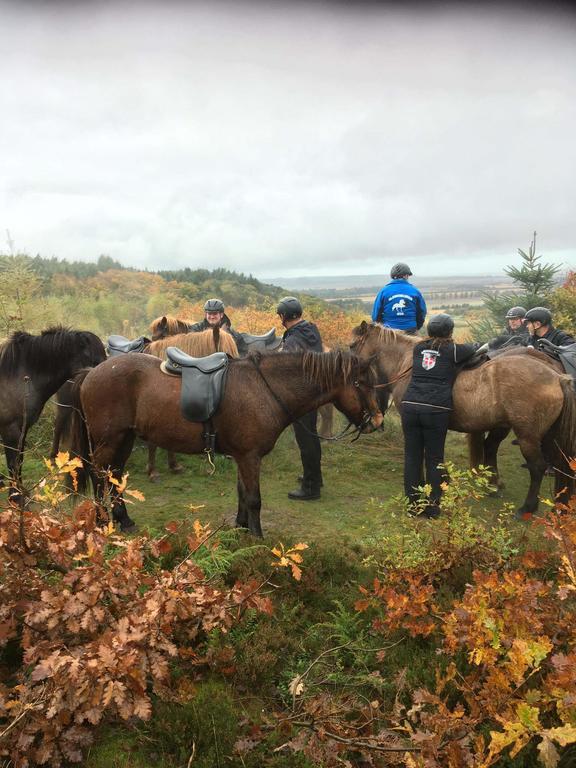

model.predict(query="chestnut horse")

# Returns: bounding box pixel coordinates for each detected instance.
[68,349,383,536]
[0,327,106,502]
[351,322,576,515]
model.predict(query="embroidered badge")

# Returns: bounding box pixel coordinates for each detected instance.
[421,349,439,370]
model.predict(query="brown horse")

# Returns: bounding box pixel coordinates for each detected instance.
[144,328,238,479]
[351,322,576,515]
[68,349,383,536]
[149,315,193,341]
[0,327,106,502]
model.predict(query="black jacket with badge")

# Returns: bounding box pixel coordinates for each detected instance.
[189,314,248,355]
[402,340,477,412]
[530,326,575,347]
[281,320,323,353]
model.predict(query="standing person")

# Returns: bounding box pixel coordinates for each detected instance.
[371,263,427,334]
[276,296,323,501]
[190,298,247,354]
[488,306,529,349]
[523,307,575,347]
[401,314,477,518]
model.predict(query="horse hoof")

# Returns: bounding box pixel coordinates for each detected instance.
[120,522,139,534]
[169,464,185,474]
[148,473,161,483]
[515,509,534,522]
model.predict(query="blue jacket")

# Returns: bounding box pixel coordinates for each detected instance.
[371,279,427,331]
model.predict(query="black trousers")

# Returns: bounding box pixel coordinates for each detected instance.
[401,410,451,506]
[293,410,322,488]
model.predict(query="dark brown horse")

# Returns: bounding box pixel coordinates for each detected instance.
[351,322,576,515]
[68,349,384,536]
[0,327,106,502]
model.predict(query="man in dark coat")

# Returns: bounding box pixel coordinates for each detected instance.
[488,306,529,350]
[190,298,247,354]
[524,307,575,347]
[277,296,323,501]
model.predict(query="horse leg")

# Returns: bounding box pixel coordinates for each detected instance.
[50,409,65,459]
[167,451,184,474]
[516,435,547,515]
[235,455,263,537]
[2,427,26,505]
[318,403,334,438]
[92,432,137,531]
[146,443,161,482]
[484,428,510,493]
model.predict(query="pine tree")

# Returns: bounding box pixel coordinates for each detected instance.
[469,232,562,340]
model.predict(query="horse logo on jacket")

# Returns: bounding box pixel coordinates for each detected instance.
[392,299,407,314]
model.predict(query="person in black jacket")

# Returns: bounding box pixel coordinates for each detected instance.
[523,307,575,347]
[488,306,529,350]
[190,298,247,354]
[401,314,478,518]
[277,296,324,501]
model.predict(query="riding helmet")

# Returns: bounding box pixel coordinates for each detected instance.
[276,296,303,320]
[427,313,454,338]
[390,262,413,279]
[523,306,552,326]
[204,298,225,313]
[505,306,527,320]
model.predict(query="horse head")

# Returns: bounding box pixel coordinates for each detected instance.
[331,352,384,434]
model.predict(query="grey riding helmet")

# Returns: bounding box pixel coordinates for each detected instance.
[276,296,303,320]
[505,306,527,320]
[427,313,454,338]
[204,298,225,313]
[390,262,413,279]
[523,307,552,326]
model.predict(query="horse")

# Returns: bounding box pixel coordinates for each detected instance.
[144,327,239,480]
[0,327,106,502]
[351,322,576,515]
[67,349,384,536]
[149,315,193,341]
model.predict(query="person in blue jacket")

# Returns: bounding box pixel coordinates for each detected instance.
[372,263,427,334]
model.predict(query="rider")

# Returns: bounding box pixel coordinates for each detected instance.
[523,307,575,347]
[488,306,529,350]
[190,298,247,354]
[277,296,324,501]
[401,313,478,518]
[371,263,427,335]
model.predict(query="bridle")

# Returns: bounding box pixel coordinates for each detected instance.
[249,356,381,442]
[349,332,413,406]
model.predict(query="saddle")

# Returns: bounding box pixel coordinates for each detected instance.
[162,348,229,423]
[534,338,576,380]
[240,327,282,352]
[107,334,150,357]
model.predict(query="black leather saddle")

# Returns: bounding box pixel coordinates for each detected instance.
[534,338,576,379]
[163,348,229,423]
[107,334,150,357]
[239,327,282,352]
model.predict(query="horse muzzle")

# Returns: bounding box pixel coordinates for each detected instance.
[359,409,384,433]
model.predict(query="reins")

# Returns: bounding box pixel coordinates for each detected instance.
[248,356,371,442]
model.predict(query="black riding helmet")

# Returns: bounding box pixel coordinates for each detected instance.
[505,306,527,320]
[390,262,412,279]
[276,296,303,320]
[204,298,225,313]
[427,313,454,338]
[524,307,552,326]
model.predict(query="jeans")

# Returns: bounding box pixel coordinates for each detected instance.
[401,410,451,506]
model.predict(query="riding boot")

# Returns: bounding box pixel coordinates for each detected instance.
[288,481,321,501]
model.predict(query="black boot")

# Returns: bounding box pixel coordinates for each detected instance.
[288,481,321,501]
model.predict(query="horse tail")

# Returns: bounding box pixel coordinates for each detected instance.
[467,432,485,469]
[67,368,92,493]
[545,376,576,472]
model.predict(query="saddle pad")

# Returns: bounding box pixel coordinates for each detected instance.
[162,349,229,422]
[107,334,150,356]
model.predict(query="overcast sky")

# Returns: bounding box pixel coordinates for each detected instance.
[1,1,575,279]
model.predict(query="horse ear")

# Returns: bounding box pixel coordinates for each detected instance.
[359,320,368,334]
[160,316,168,328]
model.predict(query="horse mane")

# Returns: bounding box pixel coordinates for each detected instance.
[147,328,239,358]
[149,315,190,337]
[352,322,419,348]
[301,349,372,389]
[0,326,104,377]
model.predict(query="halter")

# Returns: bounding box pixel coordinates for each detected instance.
[350,331,413,404]
[249,356,379,441]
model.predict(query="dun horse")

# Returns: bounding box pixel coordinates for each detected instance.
[145,327,239,479]
[351,322,576,515]
[0,327,106,502]
[68,349,383,536]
